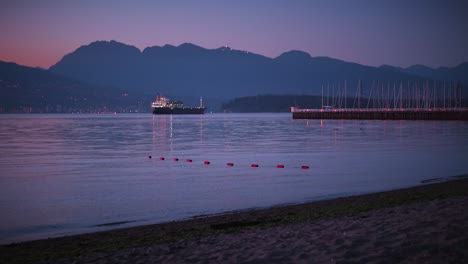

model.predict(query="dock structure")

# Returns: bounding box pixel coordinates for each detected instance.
[291,108,468,120]
[292,80,468,120]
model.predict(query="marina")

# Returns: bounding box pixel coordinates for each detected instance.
[291,81,468,120]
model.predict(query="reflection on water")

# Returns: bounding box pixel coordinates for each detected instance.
[0,113,467,244]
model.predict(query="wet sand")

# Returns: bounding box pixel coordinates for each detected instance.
[2,178,468,264]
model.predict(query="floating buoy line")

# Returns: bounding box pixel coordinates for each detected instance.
[150,156,310,169]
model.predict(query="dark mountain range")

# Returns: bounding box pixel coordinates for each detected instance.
[379,62,468,84]
[3,40,467,113]
[49,40,462,109]
[0,61,147,113]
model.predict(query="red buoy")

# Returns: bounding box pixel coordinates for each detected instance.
[159,157,165,160]
[173,158,179,161]
[148,155,152,159]
[186,159,193,162]
[204,161,210,165]
[251,164,259,167]
[227,163,234,166]
[301,166,310,169]
[276,165,285,168]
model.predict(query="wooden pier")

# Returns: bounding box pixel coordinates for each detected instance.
[292,108,468,120]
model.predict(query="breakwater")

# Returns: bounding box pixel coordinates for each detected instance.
[292,108,468,120]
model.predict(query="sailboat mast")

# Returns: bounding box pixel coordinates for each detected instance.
[358,80,361,109]
[321,85,324,108]
[345,80,347,109]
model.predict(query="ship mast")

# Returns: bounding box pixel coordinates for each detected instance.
[200,96,203,108]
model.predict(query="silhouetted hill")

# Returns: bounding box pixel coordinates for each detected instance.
[274,50,313,65]
[49,40,143,90]
[379,62,468,84]
[221,95,324,113]
[405,65,437,78]
[0,61,147,113]
[49,40,444,103]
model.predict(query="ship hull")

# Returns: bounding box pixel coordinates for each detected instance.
[152,107,206,115]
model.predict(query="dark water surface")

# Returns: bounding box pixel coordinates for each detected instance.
[1,113,467,244]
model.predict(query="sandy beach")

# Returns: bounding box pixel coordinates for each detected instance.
[1,178,468,264]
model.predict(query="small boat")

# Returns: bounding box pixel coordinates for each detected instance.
[151,95,206,115]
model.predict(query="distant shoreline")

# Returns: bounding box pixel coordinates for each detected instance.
[1,176,467,263]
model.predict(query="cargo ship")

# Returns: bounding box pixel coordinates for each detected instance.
[151,95,206,115]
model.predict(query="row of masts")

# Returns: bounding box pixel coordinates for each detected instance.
[321,80,465,110]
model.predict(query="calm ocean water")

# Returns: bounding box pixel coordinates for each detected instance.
[0,113,467,244]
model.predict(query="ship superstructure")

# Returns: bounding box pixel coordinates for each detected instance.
[151,95,206,115]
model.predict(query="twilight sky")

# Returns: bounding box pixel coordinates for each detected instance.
[1,0,467,69]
